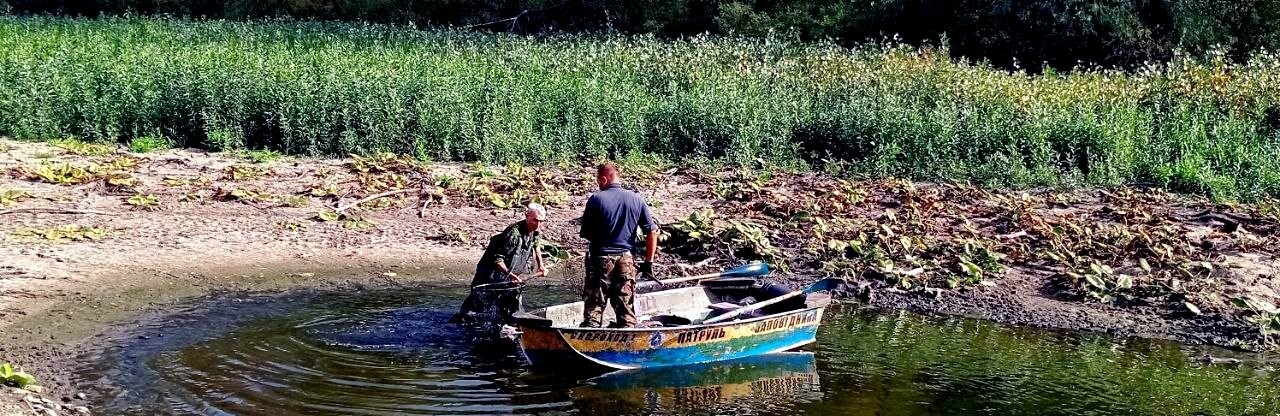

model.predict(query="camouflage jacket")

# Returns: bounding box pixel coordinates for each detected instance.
[472,220,539,286]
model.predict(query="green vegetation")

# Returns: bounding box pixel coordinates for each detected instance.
[660,172,1278,336]
[1232,296,1280,345]
[0,188,28,206]
[665,207,785,267]
[127,192,159,210]
[18,157,140,188]
[0,362,39,391]
[9,224,108,242]
[8,0,1279,72]
[3,17,1280,199]
[235,149,284,164]
[222,165,264,182]
[128,136,168,153]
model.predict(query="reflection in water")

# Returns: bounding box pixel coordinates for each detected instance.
[570,352,821,415]
[74,285,1280,416]
[807,305,1280,416]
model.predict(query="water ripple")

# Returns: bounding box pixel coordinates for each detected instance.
[74,286,1280,416]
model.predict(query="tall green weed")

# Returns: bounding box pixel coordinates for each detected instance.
[2,17,1279,199]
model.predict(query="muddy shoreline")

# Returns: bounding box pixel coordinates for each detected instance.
[2,138,1277,413]
[1,256,479,411]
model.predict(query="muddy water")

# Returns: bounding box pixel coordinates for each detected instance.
[74,283,1280,415]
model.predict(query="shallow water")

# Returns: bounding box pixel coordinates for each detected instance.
[76,283,1280,415]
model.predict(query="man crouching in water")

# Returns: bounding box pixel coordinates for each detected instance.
[451,203,547,324]
[579,162,659,328]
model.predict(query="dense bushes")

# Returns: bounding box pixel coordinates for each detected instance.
[4,1,1280,71]
[2,17,1279,199]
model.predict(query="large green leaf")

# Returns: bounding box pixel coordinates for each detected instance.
[9,371,37,388]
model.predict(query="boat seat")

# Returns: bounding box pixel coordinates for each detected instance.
[708,302,740,314]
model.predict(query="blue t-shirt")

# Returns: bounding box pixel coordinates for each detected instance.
[579,184,657,255]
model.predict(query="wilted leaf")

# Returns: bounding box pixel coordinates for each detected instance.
[1085,274,1106,290]
[82,226,106,240]
[1115,275,1133,290]
[343,218,377,230]
[488,193,508,208]
[0,189,30,206]
[316,210,341,222]
[106,174,137,187]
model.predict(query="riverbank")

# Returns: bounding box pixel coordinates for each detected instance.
[2,137,1278,411]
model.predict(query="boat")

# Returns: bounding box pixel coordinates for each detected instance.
[513,278,833,370]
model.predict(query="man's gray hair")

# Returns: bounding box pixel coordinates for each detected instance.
[526,203,547,220]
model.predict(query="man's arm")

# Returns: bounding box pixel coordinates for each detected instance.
[579,196,597,240]
[491,229,521,280]
[534,245,546,277]
[644,228,659,262]
[639,200,659,262]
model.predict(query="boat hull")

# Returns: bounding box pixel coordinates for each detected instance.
[518,305,825,370]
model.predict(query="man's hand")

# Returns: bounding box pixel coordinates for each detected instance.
[508,272,524,283]
[534,267,547,278]
[638,261,657,282]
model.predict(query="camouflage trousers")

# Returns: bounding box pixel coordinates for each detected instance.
[581,253,637,328]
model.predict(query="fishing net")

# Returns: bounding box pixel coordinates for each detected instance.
[463,281,525,340]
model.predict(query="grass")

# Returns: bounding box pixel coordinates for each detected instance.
[2,17,1280,199]
[129,136,168,153]
[234,149,284,163]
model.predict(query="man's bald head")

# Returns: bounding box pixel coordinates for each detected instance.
[596,162,620,190]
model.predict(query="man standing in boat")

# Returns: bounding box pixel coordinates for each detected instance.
[451,203,547,324]
[578,162,659,328]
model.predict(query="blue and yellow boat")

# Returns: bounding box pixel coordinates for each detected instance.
[514,279,832,370]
